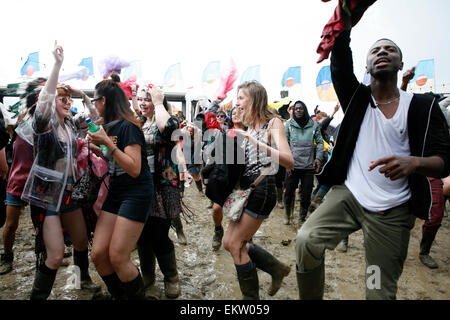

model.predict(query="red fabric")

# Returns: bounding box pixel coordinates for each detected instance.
[6,135,34,196]
[76,139,109,215]
[423,178,444,236]
[204,112,223,131]
[121,79,139,99]
[317,0,377,63]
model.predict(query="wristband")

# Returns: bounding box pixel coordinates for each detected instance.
[111,147,118,156]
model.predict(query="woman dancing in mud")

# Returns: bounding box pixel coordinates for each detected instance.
[222,80,294,299]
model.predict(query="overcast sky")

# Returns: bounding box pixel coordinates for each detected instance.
[1,0,449,119]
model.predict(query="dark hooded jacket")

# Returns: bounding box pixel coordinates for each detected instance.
[285,101,324,170]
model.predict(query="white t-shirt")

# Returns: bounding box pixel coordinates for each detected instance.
[345,89,413,211]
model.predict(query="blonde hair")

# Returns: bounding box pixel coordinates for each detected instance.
[238,80,275,129]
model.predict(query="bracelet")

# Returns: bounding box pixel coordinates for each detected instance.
[111,147,118,156]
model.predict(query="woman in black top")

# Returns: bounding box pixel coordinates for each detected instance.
[88,79,153,300]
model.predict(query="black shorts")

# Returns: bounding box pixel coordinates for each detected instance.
[102,181,153,223]
[240,174,276,219]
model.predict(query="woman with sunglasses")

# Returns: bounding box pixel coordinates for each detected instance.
[87,76,153,300]
[26,42,98,299]
[134,85,184,299]
[222,81,294,300]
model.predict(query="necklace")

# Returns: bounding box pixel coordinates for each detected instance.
[375,96,400,106]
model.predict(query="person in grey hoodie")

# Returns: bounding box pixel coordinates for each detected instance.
[284,100,324,225]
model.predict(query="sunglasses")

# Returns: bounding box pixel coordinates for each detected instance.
[91,97,103,103]
[56,97,72,104]
[137,97,152,102]
[218,115,226,118]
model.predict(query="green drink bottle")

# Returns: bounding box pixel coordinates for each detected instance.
[86,118,108,152]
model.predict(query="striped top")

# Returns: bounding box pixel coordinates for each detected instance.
[243,120,273,177]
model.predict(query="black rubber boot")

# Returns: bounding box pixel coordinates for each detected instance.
[212,225,224,251]
[248,244,290,296]
[235,261,259,300]
[73,248,101,292]
[137,244,161,299]
[419,229,438,269]
[100,272,125,300]
[300,207,308,222]
[122,271,146,300]
[0,250,14,275]
[30,264,57,300]
[195,180,203,194]
[157,250,181,299]
[296,261,325,300]
[284,201,293,225]
[180,183,185,198]
[309,188,328,213]
[277,188,284,209]
[171,216,187,245]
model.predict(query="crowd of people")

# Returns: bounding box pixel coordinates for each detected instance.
[0,9,449,301]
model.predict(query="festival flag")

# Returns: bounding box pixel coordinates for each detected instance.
[409,59,435,93]
[281,66,301,87]
[202,61,221,84]
[20,52,40,76]
[78,57,94,76]
[122,60,142,81]
[316,65,337,101]
[163,63,183,89]
[240,65,260,84]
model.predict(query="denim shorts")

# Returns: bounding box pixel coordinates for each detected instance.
[178,164,185,173]
[46,178,81,216]
[187,164,201,176]
[102,181,153,223]
[241,174,277,219]
[5,193,28,207]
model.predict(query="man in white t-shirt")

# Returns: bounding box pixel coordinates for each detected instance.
[295,12,450,300]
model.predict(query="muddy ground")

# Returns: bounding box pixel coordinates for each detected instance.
[0,184,448,300]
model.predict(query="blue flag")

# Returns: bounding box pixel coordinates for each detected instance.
[240,65,260,84]
[281,66,301,87]
[316,66,337,101]
[164,63,183,88]
[202,61,221,84]
[20,52,40,76]
[409,59,435,92]
[78,57,94,76]
[122,60,142,81]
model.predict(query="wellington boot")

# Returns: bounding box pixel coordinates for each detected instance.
[277,188,284,209]
[137,244,161,299]
[100,272,125,300]
[195,180,204,194]
[157,250,181,299]
[309,188,327,213]
[248,244,290,296]
[30,267,57,300]
[212,226,224,251]
[73,249,101,292]
[299,207,308,222]
[283,202,293,225]
[172,216,187,245]
[0,251,13,275]
[296,261,325,300]
[122,272,146,300]
[235,261,259,300]
[419,229,438,269]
